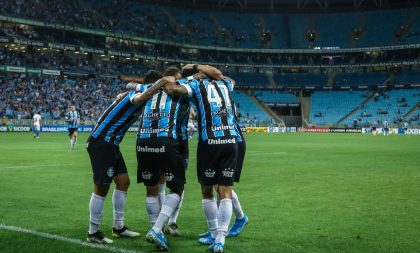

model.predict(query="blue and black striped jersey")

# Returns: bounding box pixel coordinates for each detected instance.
[65,111,79,129]
[137,89,188,140]
[231,98,244,143]
[89,90,143,146]
[176,99,191,141]
[178,77,239,142]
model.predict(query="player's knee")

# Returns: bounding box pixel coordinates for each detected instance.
[201,185,214,199]
[146,185,159,196]
[217,185,232,199]
[168,183,184,196]
[114,174,130,190]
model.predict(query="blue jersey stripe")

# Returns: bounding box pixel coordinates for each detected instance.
[92,98,129,138]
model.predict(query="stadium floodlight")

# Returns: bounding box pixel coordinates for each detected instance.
[100,54,105,57]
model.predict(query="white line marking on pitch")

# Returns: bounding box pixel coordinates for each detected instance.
[0,224,144,253]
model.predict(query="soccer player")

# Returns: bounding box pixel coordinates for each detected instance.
[164,64,240,253]
[371,120,378,136]
[32,111,42,139]
[135,67,188,251]
[86,71,165,244]
[163,92,192,237]
[65,106,80,149]
[383,120,389,136]
[199,94,249,241]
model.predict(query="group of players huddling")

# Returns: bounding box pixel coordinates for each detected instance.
[85,64,248,253]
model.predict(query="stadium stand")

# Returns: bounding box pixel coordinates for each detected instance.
[309,91,368,125]
[273,73,327,87]
[343,89,420,126]
[0,0,419,48]
[334,72,389,86]
[0,73,124,121]
[252,90,297,103]
[231,90,274,125]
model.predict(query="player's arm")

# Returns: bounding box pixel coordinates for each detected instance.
[164,81,189,96]
[64,115,69,123]
[117,83,145,100]
[183,64,223,81]
[116,91,129,100]
[224,76,236,89]
[131,76,174,105]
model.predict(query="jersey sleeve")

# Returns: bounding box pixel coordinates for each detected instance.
[128,90,137,104]
[177,78,198,97]
[137,83,149,92]
[223,79,234,92]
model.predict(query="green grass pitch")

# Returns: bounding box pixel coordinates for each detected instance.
[0,132,419,253]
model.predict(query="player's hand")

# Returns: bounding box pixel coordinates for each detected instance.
[116,92,128,100]
[126,82,138,90]
[182,64,195,70]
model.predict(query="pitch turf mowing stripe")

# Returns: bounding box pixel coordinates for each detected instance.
[0,224,143,253]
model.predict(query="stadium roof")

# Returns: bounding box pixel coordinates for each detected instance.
[139,0,417,12]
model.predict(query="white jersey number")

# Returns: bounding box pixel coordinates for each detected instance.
[207,84,231,107]
[150,92,168,110]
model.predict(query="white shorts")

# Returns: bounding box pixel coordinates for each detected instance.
[34,124,40,131]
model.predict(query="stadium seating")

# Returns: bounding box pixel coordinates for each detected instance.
[343,89,420,126]
[0,73,125,120]
[394,71,420,85]
[230,90,274,125]
[252,90,297,103]
[334,72,389,86]
[273,73,327,87]
[1,0,419,48]
[309,91,367,125]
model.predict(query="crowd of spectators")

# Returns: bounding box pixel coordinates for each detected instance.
[0,46,149,76]
[0,0,251,48]
[0,73,125,121]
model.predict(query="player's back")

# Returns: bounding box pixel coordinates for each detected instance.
[33,114,41,125]
[181,78,238,141]
[138,90,188,139]
[90,90,142,145]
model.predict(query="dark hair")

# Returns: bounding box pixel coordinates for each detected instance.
[163,66,181,77]
[181,68,199,78]
[143,70,163,84]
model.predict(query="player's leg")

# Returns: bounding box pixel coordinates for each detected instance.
[197,141,219,245]
[73,130,78,148]
[158,174,166,210]
[209,142,238,253]
[111,152,139,238]
[137,138,170,250]
[36,125,40,138]
[86,139,114,244]
[137,139,161,227]
[166,139,189,236]
[68,129,74,149]
[147,139,185,250]
[227,140,248,237]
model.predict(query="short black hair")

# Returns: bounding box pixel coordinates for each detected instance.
[163,66,181,77]
[143,70,163,84]
[181,68,199,78]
